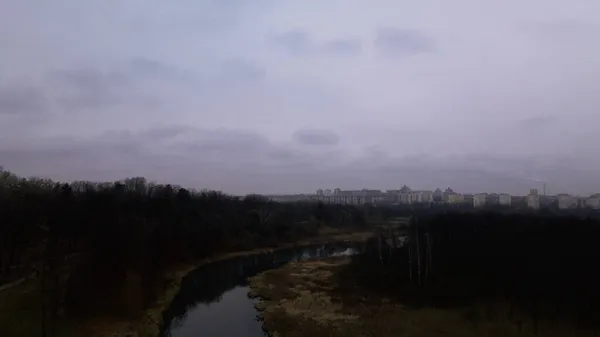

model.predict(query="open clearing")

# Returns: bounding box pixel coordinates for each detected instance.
[249,256,598,337]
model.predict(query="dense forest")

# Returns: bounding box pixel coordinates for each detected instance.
[349,212,600,334]
[0,168,368,336]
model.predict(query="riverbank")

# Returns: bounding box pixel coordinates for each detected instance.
[249,256,598,337]
[133,229,373,337]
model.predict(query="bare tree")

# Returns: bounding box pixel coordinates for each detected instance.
[416,216,422,287]
[425,232,433,284]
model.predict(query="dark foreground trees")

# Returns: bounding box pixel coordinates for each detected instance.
[0,169,367,335]
[349,212,600,334]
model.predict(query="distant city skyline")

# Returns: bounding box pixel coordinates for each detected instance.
[0,163,594,197]
[272,185,600,210]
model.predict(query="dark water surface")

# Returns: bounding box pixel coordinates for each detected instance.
[160,243,364,337]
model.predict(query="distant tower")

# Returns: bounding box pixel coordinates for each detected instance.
[543,183,546,196]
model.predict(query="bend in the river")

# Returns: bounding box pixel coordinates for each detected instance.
[160,242,365,337]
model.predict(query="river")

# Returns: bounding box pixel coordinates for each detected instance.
[160,242,365,337]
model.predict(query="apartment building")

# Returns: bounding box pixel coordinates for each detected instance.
[384,189,401,203]
[399,185,411,204]
[316,186,434,206]
[433,188,443,202]
[448,194,465,204]
[540,195,558,207]
[587,194,600,209]
[315,189,383,205]
[527,189,540,209]
[410,190,434,203]
[473,193,487,208]
[486,193,500,205]
[442,187,456,202]
[499,194,512,206]
[322,189,332,196]
[557,194,578,209]
[363,189,385,204]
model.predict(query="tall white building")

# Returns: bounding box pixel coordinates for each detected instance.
[410,191,434,203]
[448,194,465,204]
[398,185,412,204]
[587,195,600,209]
[442,187,456,202]
[557,194,578,209]
[473,193,487,208]
[499,194,512,206]
[527,189,540,209]
[433,188,443,201]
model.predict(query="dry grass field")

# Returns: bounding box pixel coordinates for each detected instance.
[249,256,599,337]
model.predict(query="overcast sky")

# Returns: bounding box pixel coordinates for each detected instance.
[1,0,600,195]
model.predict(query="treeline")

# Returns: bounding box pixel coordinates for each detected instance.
[0,168,367,333]
[350,212,600,333]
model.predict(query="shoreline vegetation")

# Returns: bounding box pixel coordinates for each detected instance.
[135,230,373,337]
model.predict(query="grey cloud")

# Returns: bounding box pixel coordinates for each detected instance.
[536,20,597,39]
[0,85,47,115]
[48,66,139,110]
[267,149,295,160]
[44,58,267,112]
[0,125,339,192]
[51,58,193,88]
[3,128,600,195]
[42,59,196,110]
[0,126,297,192]
[293,129,340,146]
[126,58,198,85]
[272,29,362,56]
[139,125,196,140]
[55,88,125,110]
[49,68,128,91]
[220,59,266,81]
[128,58,181,78]
[272,29,312,54]
[374,28,435,56]
[265,148,312,169]
[320,38,362,55]
[181,128,271,154]
[120,126,272,156]
[519,114,557,128]
[521,19,600,53]
[121,0,261,37]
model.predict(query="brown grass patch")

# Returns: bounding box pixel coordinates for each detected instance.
[249,256,599,337]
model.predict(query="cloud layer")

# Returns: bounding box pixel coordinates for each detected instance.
[1,0,600,195]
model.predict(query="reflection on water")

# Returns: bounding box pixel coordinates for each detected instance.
[161,242,364,337]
